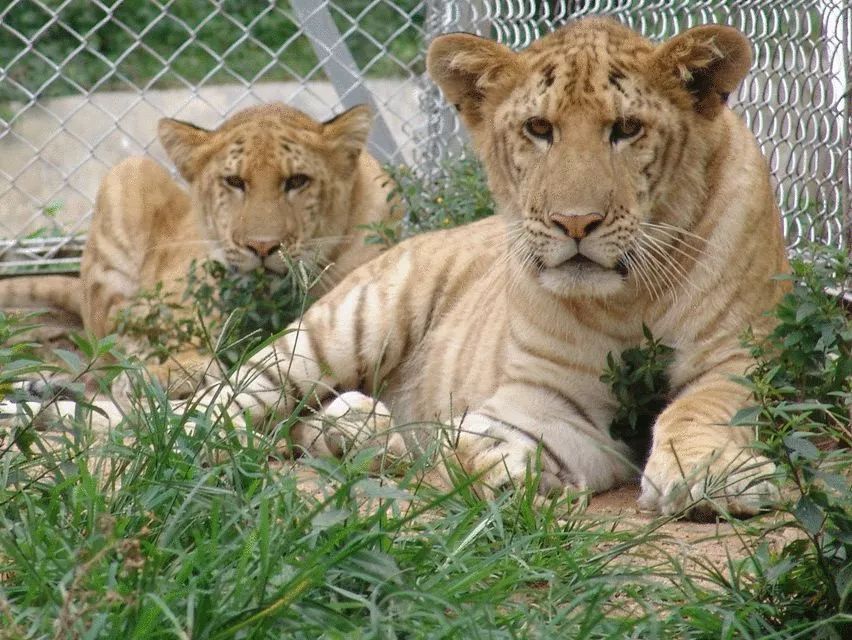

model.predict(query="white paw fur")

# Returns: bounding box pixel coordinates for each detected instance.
[639,445,780,518]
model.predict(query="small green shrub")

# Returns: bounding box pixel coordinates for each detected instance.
[601,324,674,461]
[381,156,496,240]
[116,259,313,368]
[187,259,312,348]
[734,246,851,634]
[114,282,206,364]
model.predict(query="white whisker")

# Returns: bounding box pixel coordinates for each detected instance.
[641,221,717,253]
[628,245,665,301]
[633,238,674,301]
[637,239,682,295]
[640,232,702,291]
[621,250,657,300]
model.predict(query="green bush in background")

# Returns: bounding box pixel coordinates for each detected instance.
[358,156,496,249]
[0,0,424,104]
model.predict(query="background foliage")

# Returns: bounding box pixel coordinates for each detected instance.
[0,0,424,103]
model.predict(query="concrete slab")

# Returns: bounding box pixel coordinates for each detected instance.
[0,79,423,239]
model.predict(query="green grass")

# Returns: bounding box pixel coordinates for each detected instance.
[0,159,849,637]
[1,244,850,637]
[0,353,839,638]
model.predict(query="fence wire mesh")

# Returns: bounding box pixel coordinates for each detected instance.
[422,0,851,252]
[0,0,427,273]
[0,0,849,274]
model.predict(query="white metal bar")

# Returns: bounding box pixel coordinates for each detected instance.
[290,0,399,164]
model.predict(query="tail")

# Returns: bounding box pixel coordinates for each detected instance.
[0,275,83,317]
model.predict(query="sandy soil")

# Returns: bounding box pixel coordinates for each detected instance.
[584,483,801,571]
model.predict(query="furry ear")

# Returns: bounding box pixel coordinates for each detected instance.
[323,104,373,161]
[652,25,752,119]
[157,118,212,181]
[427,33,523,131]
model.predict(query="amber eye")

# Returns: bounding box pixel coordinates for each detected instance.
[223,175,246,191]
[523,117,554,143]
[610,117,643,143]
[283,173,311,192]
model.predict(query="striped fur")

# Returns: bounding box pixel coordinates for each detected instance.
[0,103,399,391]
[16,20,789,518]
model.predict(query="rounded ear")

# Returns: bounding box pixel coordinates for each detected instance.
[323,104,373,162]
[427,33,523,131]
[157,118,212,181]
[652,25,752,119]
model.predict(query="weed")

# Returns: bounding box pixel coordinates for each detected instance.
[115,259,312,369]
[732,246,851,635]
[377,157,495,243]
[601,324,674,462]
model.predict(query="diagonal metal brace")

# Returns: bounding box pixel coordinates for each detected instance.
[290,0,399,164]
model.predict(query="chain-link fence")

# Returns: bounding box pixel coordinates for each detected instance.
[0,1,849,274]
[0,0,427,272]
[421,0,851,252]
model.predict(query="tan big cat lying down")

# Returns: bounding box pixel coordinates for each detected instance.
[0,103,399,391]
[10,18,790,519]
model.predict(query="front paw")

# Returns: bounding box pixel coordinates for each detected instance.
[453,416,577,498]
[639,444,779,519]
[320,392,396,457]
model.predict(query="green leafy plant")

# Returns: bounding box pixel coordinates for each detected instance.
[378,156,495,244]
[733,246,851,633]
[358,218,401,249]
[114,282,206,364]
[0,311,128,457]
[187,259,312,348]
[116,259,313,368]
[601,324,674,460]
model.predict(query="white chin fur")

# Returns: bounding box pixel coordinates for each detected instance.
[538,265,626,297]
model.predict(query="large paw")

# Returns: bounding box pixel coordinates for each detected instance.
[452,415,578,498]
[639,445,779,519]
[294,392,406,469]
[320,392,396,455]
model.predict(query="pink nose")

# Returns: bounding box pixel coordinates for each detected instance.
[244,239,282,258]
[550,212,604,239]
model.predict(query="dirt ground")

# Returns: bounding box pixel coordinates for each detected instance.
[288,458,800,575]
[583,483,801,571]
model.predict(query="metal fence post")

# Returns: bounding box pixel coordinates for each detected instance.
[0,0,848,273]
[289,0,399,164]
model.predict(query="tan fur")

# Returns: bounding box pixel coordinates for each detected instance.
[0,103,399,389]
[13,20,789,518]
[206,18,785,518]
